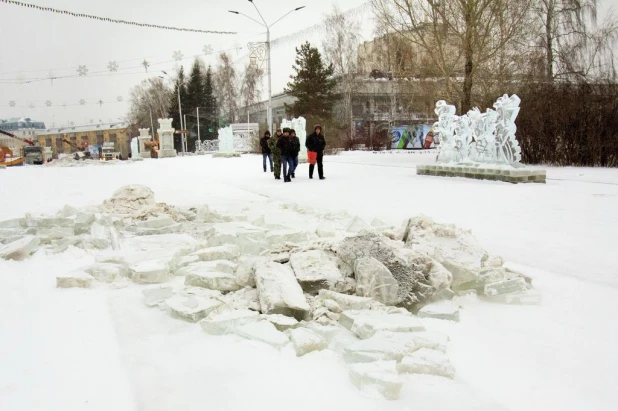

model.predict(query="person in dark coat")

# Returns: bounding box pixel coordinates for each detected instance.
[277,128,295,182]
[306,124,326,179]
[268,129,282,179]
[289,129,301,178]
[260,131,273,172]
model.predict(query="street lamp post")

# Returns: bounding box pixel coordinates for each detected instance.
[229,1,305,133]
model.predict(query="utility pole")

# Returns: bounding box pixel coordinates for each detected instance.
[229,2,306,133]
[197,107,200,145]
[183,114,187,155]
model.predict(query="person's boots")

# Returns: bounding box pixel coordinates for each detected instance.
[291,173,295,178]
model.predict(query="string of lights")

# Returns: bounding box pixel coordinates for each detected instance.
[0,0,236,35]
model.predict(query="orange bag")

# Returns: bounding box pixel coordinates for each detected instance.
[307,151,317,165]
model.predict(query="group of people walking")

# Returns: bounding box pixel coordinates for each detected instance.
[260,125,326,182]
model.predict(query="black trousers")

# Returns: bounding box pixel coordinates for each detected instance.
[309,152,324,178]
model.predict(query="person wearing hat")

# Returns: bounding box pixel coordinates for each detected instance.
[306,124,326,179]
[260,130,273,173]
[289,129,301,178]
[268,128,283,179]
[277,128,295,182]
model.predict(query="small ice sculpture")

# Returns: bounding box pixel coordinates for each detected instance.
[217,126,235,153]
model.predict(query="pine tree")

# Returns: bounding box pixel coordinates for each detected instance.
[202,66,218,140]
[186,59,203,117]
[285,42,337,118]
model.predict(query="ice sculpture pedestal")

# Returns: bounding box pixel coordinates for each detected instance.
[417,164,546,183]
[157,119,177,159]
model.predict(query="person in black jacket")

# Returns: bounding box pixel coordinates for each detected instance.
[289,129,301,178]
[260,131,273,172]
[277,128,295,182]
[306,124,326,179]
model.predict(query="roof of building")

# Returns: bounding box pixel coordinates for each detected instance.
[0,117,46,131]
[37,122,129,136]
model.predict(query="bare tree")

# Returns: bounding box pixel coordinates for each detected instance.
[239,63,264,121]
[127,78,170,135]
[373,0,531,113]
[532,0,617,81]
[214,52,238,123]
[322,5,363,143]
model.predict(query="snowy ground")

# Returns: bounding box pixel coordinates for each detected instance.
[1,151,617,411]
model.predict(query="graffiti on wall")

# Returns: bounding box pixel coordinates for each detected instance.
[391,125,436,149]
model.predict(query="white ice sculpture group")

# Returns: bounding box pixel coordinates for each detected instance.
[434,94,522,166]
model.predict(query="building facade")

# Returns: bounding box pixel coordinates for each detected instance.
[36,122,131,159]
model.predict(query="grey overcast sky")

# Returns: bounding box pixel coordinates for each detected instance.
[0,0,373,128]
[0,0,614,128]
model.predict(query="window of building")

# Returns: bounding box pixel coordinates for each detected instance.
[45,138,52,146]
[81,135,88,143]
[109,133,117,144]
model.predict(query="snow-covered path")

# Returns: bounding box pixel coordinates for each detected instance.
[1,152,617,411]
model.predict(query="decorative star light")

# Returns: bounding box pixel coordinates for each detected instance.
[28,103,35,109]
[234,42,241,55]
[203,45,213,56]
[16,74,25,84]
[48,71,55,85]
[107,61,119,72]
[116,96,123,102]
[77,65,89,76]
[173,50,184,62]
[45,100,52,107]
[79,99,86,105]
[9,101,16,107]
[142,59,150,72]
[98,100,104,107]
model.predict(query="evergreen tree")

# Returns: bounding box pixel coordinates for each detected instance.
[285,42,337,118]
[185,59,203,116]
[202,65,218,140]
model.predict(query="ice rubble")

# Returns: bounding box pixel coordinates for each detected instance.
[0,185,541,400]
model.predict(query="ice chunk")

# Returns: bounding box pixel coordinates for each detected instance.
[486,290,542,305]
[199,309,260,335]
[36,217,74,228]
[397,348,455,379]
[254,261,310,320]
[289,250,343,294]
[192,245,240,262]
[343,332,416,363]
[207,222,267,255]
[130,259,170,284]
[86,263,129,283]
[349,361,403,400]
[0,235,40,260]
[266,229,314,245]
[37,226,74,240]
[90,223,111,249]
[56,270,93,288]
[165,294,224,322]
[340,310,425,339]
[262,314,299,331]
[219,287,260,311]
[234,320,289,348]
[175,260,237,276]
[235,256,267,288]
[318,289,374,310]
[316,222,337,238]
[174,255,200,272]
[324,299,342,313]
[418,301,460,322]
[287,328,327,356]
[136,216,176,229]
[484,277,528,296]
[346,216,370,233]
[354,257,399,305]
[184,271,241,292]
[142,286,175,307]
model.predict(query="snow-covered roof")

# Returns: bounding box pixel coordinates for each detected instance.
[37,122,129,135]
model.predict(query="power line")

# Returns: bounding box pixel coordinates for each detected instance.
[0,0,236,35]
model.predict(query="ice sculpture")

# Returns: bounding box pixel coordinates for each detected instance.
[281,116,307,162]
[130,137,140,159]
[435,94,522,166]
[217,126,235,153]
[157,119,177,158]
